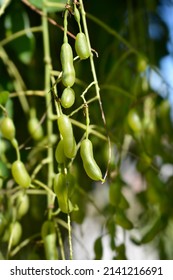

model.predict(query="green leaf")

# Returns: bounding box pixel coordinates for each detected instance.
[115,210,133,230]
[114,243,127,260]
[94,236,103,260]
[0,91,9,105]
[109,180,122,206]
[29,0,67,12]
[109,178,129,209]
[118,193,130,209]
[140,216,167,244]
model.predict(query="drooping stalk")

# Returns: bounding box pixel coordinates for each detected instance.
[79,0,111,181]
[42,8,54,220]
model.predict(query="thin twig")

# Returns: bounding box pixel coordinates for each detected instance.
[21,0,76,39]
[79,0,111,182]
[67,214,73,260]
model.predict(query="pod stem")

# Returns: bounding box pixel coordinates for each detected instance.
[50,78,62,117]
[67,213,73,260]
[74,3,82,33]
[42,8,54,219]
[11,138,20,161]
[63,2,70,43]
[81,81,96,139]
[85,104,90,139]
[0,104,7,114]
[81,98,90,139]
[56,223,66,260]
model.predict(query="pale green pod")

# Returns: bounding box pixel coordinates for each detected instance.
[57,114,76,158]
[80,139,103,181]
[12,160,31,188]
[75,32,90,60]
[60,43,75,87]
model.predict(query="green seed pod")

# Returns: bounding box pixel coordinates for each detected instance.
[65,173,75,198]
[75,32,90,60]
[55,139,66,164]
[74,5,81,24]
[61,87,75,108]
[54,173,66,198]
[58,197,73,214]
[41,220,56,238]
[41,220,58,260]
[127,109,142,133]
[16,193,30,219]
[10,221,22,247]
[80,139,103,181]
[53,173,74,213]
[0,117,15,140]
[64,136,76,159]
[57,114,76,158]
[11,160,31,188]
[28,117,44,141]
[54,173,75,198]
[60,43,75,87]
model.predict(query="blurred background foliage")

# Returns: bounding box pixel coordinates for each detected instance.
[1,0,173,260]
